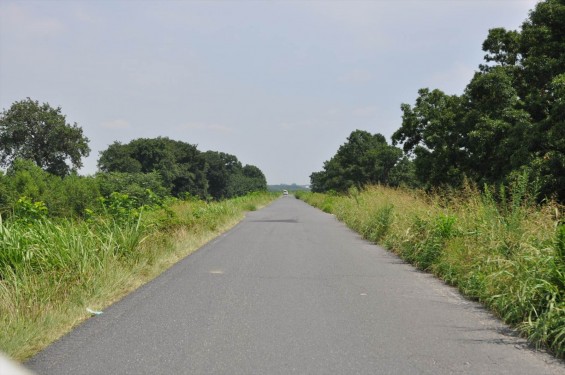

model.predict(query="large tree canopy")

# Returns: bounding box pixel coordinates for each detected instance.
[202,151,267,199]
[391,0,565,200]
[310,130,409,193]
[392,89,466,188]
[98,137,208,198]
[0,98,90,176]
[99,138,267,200]
[202,151,242,200]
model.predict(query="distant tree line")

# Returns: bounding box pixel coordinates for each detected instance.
[97,137,266,200]
[309,130,415,193]
[311,0,565,202]
[0,99,266,218]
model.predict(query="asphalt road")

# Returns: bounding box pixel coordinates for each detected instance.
[27,197,564,374]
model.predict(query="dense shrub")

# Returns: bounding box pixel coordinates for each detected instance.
[96,171,169,204]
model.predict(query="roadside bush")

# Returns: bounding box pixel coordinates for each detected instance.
[96,171,170,204]
[13,197,48,225]
[45,175,100,217]
[5,159,52,204]
[0,160,101,219]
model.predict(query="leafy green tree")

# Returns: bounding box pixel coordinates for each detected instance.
[0,98,90,176]
[535,73,565,199]
[519,0,565,200]
[480,28,521,70]
[0,171,10,215]
[202,151,267,199]
[98,137,208,198]
[392,89,466,188]
[97,142,142,173]
[202,151,242,200]
[311,130,406,192]
[464,67,533,185]
[161,139,208,198]
[388,156,417,188]
[309,171,327,193]
[393,0,565,201]
[240,164,267,193]
[225,165,266,197]
[474,0,565,199]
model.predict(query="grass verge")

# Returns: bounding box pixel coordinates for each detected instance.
[296,186,565,357]
[0,192,277,361]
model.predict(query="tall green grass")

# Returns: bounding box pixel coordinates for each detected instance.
[0,192,277,360]
[297,186,565,357]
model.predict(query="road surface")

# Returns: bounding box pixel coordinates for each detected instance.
[27,197,564,374]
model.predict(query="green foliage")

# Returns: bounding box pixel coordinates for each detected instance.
[52,174,101,218]
[6,159,51,202]
[242,164,267,191]
[298,184,565,357]
[98,137,208,199]
[13,197,48,225]
[0,98,90,176]
[309,1,564,201]
[387,0,565,202]
[0,159,101,218]
[202,151,267,200]
[310,130,408,192]
[393,214,458,271]
[387,156,418,188]
[98,192,141,223]
[96,171,169,204]
[556,225,565,266]
[392,88,466,188]
[418,215,457,270]
[96,142,142,173]
[202,151,241,199]
[0,172,10,214]
[226,167,267,199]
[98,138,268,201]
[362,204,394,243]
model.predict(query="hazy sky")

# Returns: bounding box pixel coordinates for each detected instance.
[0,0,538,185]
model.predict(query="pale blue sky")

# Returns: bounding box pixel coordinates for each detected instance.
[0,0,538,184]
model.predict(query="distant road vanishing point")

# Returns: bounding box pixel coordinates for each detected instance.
[27,197,564,374]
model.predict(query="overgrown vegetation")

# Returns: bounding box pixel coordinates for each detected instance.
[312,0,565,203]
[297,184,565,357]
[0,191,276,360]
[304,3,565,356]
[1,100,267,206]
[0,97,273,361]
[310,130,415,193]
[98,138,267,200]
